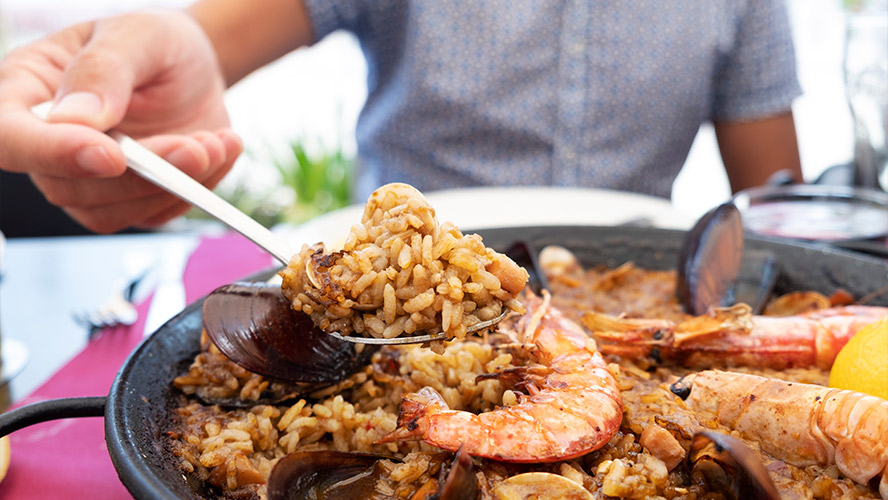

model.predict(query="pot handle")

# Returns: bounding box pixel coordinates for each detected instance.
[0,396,106,437]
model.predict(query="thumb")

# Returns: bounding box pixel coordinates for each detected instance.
[47,21,144,131]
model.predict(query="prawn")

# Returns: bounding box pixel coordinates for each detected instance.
[671,370,888,498]
[378,292,622,463]
[583,304,888,369]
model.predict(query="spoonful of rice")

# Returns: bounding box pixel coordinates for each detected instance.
[279,183,529,349]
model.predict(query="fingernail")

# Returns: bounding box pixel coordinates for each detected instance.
[166,147,194,167]
[51,92,104,120]
[76,145,113,175]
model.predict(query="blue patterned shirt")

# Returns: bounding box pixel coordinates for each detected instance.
[303,0,801,200]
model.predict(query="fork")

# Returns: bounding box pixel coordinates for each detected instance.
[73,274,145,339]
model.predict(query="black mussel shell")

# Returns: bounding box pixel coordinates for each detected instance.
[267,451,390,500]
[688,430,780,500]
[267,448,479,500]
[731,248,778,315]
[437,446,479,500]
[202,282,377,384]
[677,202,744,315]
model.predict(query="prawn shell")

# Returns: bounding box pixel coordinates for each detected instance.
[383,293,623,463]
[682,370,888,489]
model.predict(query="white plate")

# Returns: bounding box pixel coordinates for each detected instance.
[274,186,694,249]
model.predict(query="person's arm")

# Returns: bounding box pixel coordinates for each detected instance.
[188,0,314,86]
[714,111,802,193]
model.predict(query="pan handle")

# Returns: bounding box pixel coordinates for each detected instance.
[0,396,106,437]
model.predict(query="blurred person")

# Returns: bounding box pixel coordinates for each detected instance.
[0,0,802,234]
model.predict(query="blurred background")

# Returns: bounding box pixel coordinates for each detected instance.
[0,0,885,235]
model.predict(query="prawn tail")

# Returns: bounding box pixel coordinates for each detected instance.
[818,391,888,488]
[582,312,674,361]
[376,386,446,444]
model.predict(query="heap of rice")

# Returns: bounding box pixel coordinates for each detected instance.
[170,336,516,498]
[170,253,881,500]
[280,183,528,343]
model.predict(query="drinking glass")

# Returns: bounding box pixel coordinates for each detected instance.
[843,0,888,191]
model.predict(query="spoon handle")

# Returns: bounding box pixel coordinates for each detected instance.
[31,102,292,265]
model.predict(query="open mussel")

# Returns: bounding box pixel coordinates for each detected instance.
[437,446,479,500]
[202,282,378,384]
[677,202,744,315]
[677,202,778,315]
[687,430,780,500]
[267,451,388,499]
[267,448,479,500]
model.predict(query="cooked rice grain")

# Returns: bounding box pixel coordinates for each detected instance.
[280,183,527,341]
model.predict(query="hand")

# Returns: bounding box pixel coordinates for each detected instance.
[0,10,242,233]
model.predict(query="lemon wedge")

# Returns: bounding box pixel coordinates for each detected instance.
[829,317,888,400]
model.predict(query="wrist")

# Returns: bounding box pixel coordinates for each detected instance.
[185,0,314,86]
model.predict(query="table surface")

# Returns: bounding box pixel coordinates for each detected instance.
[0,231,202,402]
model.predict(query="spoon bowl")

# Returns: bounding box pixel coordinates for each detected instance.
[202,282,378,384]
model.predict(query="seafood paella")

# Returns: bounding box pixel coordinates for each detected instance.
[167,184,888,499]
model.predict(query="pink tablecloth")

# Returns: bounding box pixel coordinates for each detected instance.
[0,233,274,499]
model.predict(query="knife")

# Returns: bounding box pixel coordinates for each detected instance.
[143,238,199,336]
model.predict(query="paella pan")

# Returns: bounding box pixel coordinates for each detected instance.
[2,185,881,499]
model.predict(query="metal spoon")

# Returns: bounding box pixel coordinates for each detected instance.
[32,102,506,344]
[31,101,292,264]
[328,310,509,344]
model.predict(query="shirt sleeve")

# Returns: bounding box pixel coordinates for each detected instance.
[301,0,369,42]
[711,0,802,122]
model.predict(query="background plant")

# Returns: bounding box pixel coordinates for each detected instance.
[185,136,355,228]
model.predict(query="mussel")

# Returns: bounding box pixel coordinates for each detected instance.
[267,448,479,500]
[202,282,378,384]
[677,202,744,315]
[687,430,781,500]
[437,446,479,500]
